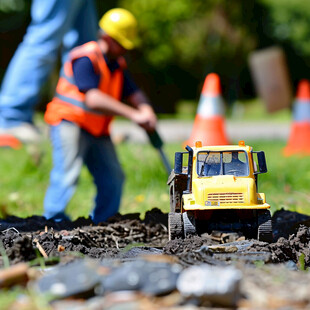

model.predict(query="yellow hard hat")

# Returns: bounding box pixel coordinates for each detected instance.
[99,8,138,50]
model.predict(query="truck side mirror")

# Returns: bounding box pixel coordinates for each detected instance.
[174,152,183,174]
[255,151,267,174]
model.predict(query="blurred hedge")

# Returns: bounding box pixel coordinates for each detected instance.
[1,0,310,113]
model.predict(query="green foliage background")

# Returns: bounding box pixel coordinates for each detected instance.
[1,0,310,111]
[261,0,310,56]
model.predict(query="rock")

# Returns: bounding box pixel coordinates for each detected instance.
[35,259,101,300]
[101,259,182,296]
[177,264,242,307]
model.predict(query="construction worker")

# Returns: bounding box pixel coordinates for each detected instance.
[43,8,157,223]
[0,1,98,147]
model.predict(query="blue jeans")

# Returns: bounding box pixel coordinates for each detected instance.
[44,121,125,224]
[0,0,97,128]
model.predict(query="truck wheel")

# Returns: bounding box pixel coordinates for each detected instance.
[257,210,273,243]
[168,212,183,240]
[183,212,197,238]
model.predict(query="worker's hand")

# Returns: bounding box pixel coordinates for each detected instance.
[131,104,157,132]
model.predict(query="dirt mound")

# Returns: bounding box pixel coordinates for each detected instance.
[164,235,206,255]
[249,225,310,267]
[0,215,94,232]
[272,209,310,240]
[0,210,168,267]
[1,208,310,268]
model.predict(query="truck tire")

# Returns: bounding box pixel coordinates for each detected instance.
[257,210,273,243]
[183,212,197,238]
[168,212,183,240]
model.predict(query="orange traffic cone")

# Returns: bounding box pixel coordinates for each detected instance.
[0,134,22,149]
[284,79,310,156]
[185,73,229,146]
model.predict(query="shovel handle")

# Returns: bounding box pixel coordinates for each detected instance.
[146,130,163,149]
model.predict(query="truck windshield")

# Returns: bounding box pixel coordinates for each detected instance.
[197,151,249,177]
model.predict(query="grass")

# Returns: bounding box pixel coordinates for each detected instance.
[228,99,292,122]
[170,98,292,122]
[1,135,310,219]
[253,140,310,215]
[0,287,30,310]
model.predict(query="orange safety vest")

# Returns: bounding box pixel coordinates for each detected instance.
[44,41,125,136]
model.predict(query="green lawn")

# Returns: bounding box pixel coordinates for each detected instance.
[1,135,310,219]
[173,98,292,122]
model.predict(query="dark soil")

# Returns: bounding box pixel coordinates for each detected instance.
[1,208,310,268]
[1,208,310,309]
[0,209,168,267]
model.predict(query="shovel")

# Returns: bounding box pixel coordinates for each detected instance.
[146,129,172,175]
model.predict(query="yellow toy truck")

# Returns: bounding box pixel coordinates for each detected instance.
[167,141,273,242]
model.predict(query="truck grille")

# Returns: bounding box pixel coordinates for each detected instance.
[207,193,244,204]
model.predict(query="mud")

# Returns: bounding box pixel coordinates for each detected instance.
[2,208,310,308]
[249,225,310,266]
[0,211,168,267]
[1,208,310,268]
